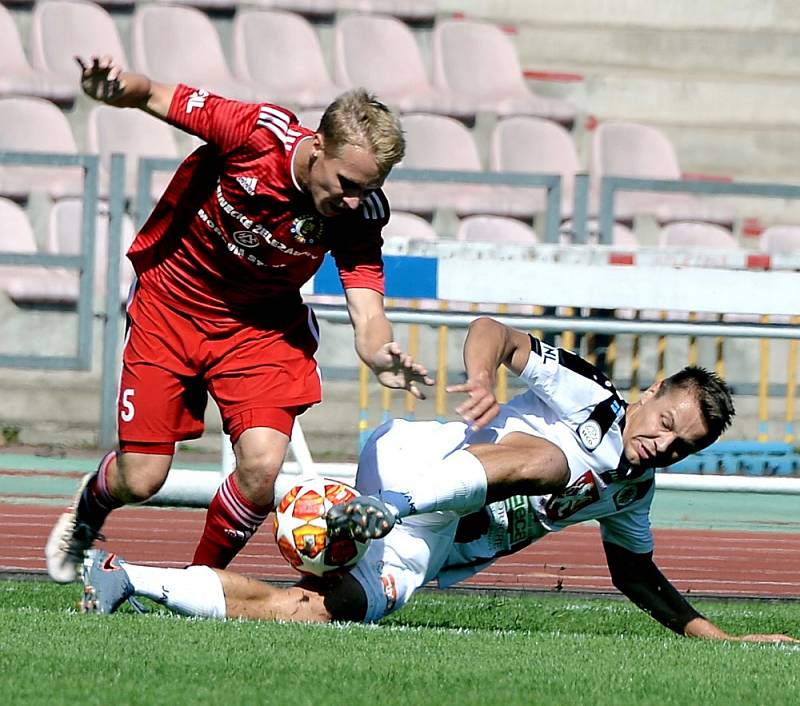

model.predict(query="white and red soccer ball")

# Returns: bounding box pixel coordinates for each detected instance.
[273,477,370,577]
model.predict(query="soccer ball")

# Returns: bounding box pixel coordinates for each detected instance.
[273,477,370,577]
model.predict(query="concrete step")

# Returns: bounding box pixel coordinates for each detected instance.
[447,0,800,32]
[517,24,800,80]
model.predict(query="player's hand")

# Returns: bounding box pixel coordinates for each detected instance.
[370,341,434,400]
[736,633,799,644]
[447,374,500,430]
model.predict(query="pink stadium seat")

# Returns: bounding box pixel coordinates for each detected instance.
[0,198,76,303]
[132,5,257,101]
[382,211,438,243]
[0,96,83,200]
[87,105,182,200]
[490,116,579,218]
[658,221,739,249]
[334,14,470,119]
[591,122,736,225]
[0,4,74,103]
[456,215,538,246]
[297,109,325,131]
[431,19,576,125]
[48,198,136,304]
[29,0,128,93]
[383,113,498,216]
[233,10,343,110]
[759,226,800,254]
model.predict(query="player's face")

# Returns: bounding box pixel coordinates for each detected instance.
[622,383,710,469]
[307,138,382,218]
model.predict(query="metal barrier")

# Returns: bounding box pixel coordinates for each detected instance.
[0,151,100,370]
[597,175,800,245]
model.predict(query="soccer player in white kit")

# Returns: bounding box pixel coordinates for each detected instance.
[80,318,797,643]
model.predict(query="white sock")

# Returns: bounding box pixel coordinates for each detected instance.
[380,449,488,518]
[122,562,227,619]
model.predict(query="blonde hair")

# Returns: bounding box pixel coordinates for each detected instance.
[318,89,405,179]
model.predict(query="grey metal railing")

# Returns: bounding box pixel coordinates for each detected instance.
[0,151,100,370]
[134,158,564,242]
[598,176,800,245]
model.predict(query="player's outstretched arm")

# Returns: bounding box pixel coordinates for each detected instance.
[75,55,175,119]
[446,317,532,429]
[344,287,434,400]
[603,541,798,643]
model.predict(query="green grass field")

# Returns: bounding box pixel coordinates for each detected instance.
[1,580,798,706]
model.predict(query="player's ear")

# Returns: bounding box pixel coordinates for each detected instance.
[641,380,662,401]
[313,132,324,154]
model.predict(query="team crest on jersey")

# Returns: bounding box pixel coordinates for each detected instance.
[544,470,599,521]
[291,215,322,245]
[578,419,603,451]
[232,230,260,248]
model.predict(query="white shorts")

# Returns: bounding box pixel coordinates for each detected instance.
[348,419,467,622]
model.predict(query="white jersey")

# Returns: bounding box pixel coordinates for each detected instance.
[438,336,656,588]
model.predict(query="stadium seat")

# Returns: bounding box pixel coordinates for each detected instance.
[334,14,470,119]
[383,113,498,217]
[382,211,438,243]
[591,121,736,225]
[759,225,800,254]
[0,198,76,303]
[47,198,136,305]
[0,96,84,200]
[132,5,257,101]
[29,0,128,96]
[658,221,739,249]
[87,105,182,200]
[489,116,579,218]
[297,109,325,131]
[431,19,576,125]
[456,215,538,246]
[0,4,74,104]
[233,10,343,110]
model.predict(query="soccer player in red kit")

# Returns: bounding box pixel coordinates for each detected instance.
[46,55,434,583]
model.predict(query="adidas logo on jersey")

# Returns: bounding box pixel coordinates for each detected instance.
[186,88,208,114]
[236,176,258,195]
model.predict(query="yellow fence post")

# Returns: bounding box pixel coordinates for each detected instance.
[785,315,799,444]
[436,301,449,422]
[758,314,770,442]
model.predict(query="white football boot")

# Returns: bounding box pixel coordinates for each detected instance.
[45,473,104,583]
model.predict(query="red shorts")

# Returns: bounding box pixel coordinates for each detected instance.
[117,284,321,449]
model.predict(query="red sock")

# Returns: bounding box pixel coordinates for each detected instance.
[76,451,124,532]
[191,474,271,569]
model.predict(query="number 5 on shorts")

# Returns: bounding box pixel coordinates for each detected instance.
[121,388,135,422]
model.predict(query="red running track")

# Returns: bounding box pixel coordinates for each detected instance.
[2,504,800,597]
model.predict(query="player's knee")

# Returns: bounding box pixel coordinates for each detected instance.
[234,451,284,499]
[116,454,171,501]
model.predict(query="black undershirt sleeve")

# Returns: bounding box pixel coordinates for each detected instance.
[603,540,703,635]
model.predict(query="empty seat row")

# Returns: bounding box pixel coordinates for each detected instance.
[384,212,800,254]
[0,90,756,230]
[0,2,575,125]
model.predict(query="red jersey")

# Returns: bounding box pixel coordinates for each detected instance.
[128,84,388,320]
